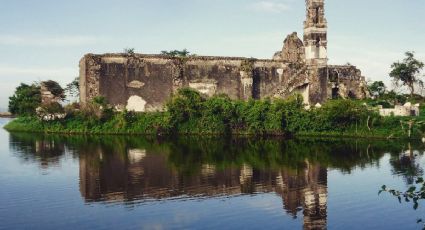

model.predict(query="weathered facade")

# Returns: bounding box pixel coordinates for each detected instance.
[79,0,369,112]
[379,103,420,117]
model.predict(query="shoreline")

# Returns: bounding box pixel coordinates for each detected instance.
[3,121,419,141]
[0,113,14,118]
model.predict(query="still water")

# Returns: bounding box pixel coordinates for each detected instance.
[0,118,424,230]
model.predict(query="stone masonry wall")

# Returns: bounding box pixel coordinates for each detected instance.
[323,65,369,100]
[79,54,369,111]
[80,54,296,112]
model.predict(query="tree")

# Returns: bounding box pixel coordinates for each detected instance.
[161,49,191,57]
[390,51,424,97]
[368,81,386,97]
[65,77,80,98]
[8,83,41,116]
[124,48,135,55]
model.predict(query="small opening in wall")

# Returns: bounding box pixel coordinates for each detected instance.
[348,91,356,99]
[316,37,321,48]
[332,88,339,99]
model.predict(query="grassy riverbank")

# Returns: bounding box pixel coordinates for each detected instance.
[4,88,425,139]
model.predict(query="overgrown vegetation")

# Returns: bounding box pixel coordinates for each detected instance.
[8,83,41,116]
[5,87,425,138]
[124,48,135,55]
[161,49,192,57]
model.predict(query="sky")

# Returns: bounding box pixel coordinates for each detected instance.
[0,0,424,110]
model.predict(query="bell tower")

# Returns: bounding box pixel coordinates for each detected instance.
[304,0,328,66]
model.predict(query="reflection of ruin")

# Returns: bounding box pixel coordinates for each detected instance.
[79,148,327,230]
[275,162,327,230]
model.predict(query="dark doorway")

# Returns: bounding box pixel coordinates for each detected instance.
[332,88,339,99]
[252,69,261,99]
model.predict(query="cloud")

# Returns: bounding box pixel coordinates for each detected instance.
[0,35,100,46]
[248,1,291,13]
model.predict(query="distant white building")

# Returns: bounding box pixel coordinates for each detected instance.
[379,102,420,117]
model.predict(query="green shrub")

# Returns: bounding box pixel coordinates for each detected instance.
[318,100,373,130]
[41,102,65,114]
[8,83,41,116]
[167,88,204,125]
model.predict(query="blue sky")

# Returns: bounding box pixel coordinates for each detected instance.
[0,0,424,109]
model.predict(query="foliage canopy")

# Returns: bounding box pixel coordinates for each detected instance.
[161,49,191,57]
[390,51,424,97]
[8,83,41,115]
[65,77,80,98]
[368,81,386,97]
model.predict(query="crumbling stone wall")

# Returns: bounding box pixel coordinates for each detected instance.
[379,103,420,117]
[79,53,368,110]
[273,32,305,63]
[323,65,369,100]
[80,54,294,111]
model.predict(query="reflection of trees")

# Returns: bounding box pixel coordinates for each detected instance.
[165,137,394,174]
[9,133,425,230]
[389,143,424,185]
[9,133,66,169]
[380,142,425,229]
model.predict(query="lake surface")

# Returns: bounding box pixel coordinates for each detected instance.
[0,118,424,230]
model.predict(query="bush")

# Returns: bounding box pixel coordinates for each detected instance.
[243,99,274,133]
[167,88,204,125]
[35,102,66,121]
[318,100,373,130]
[76,96,113,122]
[367,100,392,109]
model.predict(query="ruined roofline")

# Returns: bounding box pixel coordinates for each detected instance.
[82,53,291,64]
[326,64,359,69]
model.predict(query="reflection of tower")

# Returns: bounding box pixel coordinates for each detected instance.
[240,164,254,193]
[302,163,327,230]
[275,161,327,230]
[304,0,328,66]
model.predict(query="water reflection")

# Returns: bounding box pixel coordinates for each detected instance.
[8,133,425,229]
[9,134,67,169]
[389,143,424,184]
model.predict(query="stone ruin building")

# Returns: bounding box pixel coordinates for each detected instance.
[79,0,369,112]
